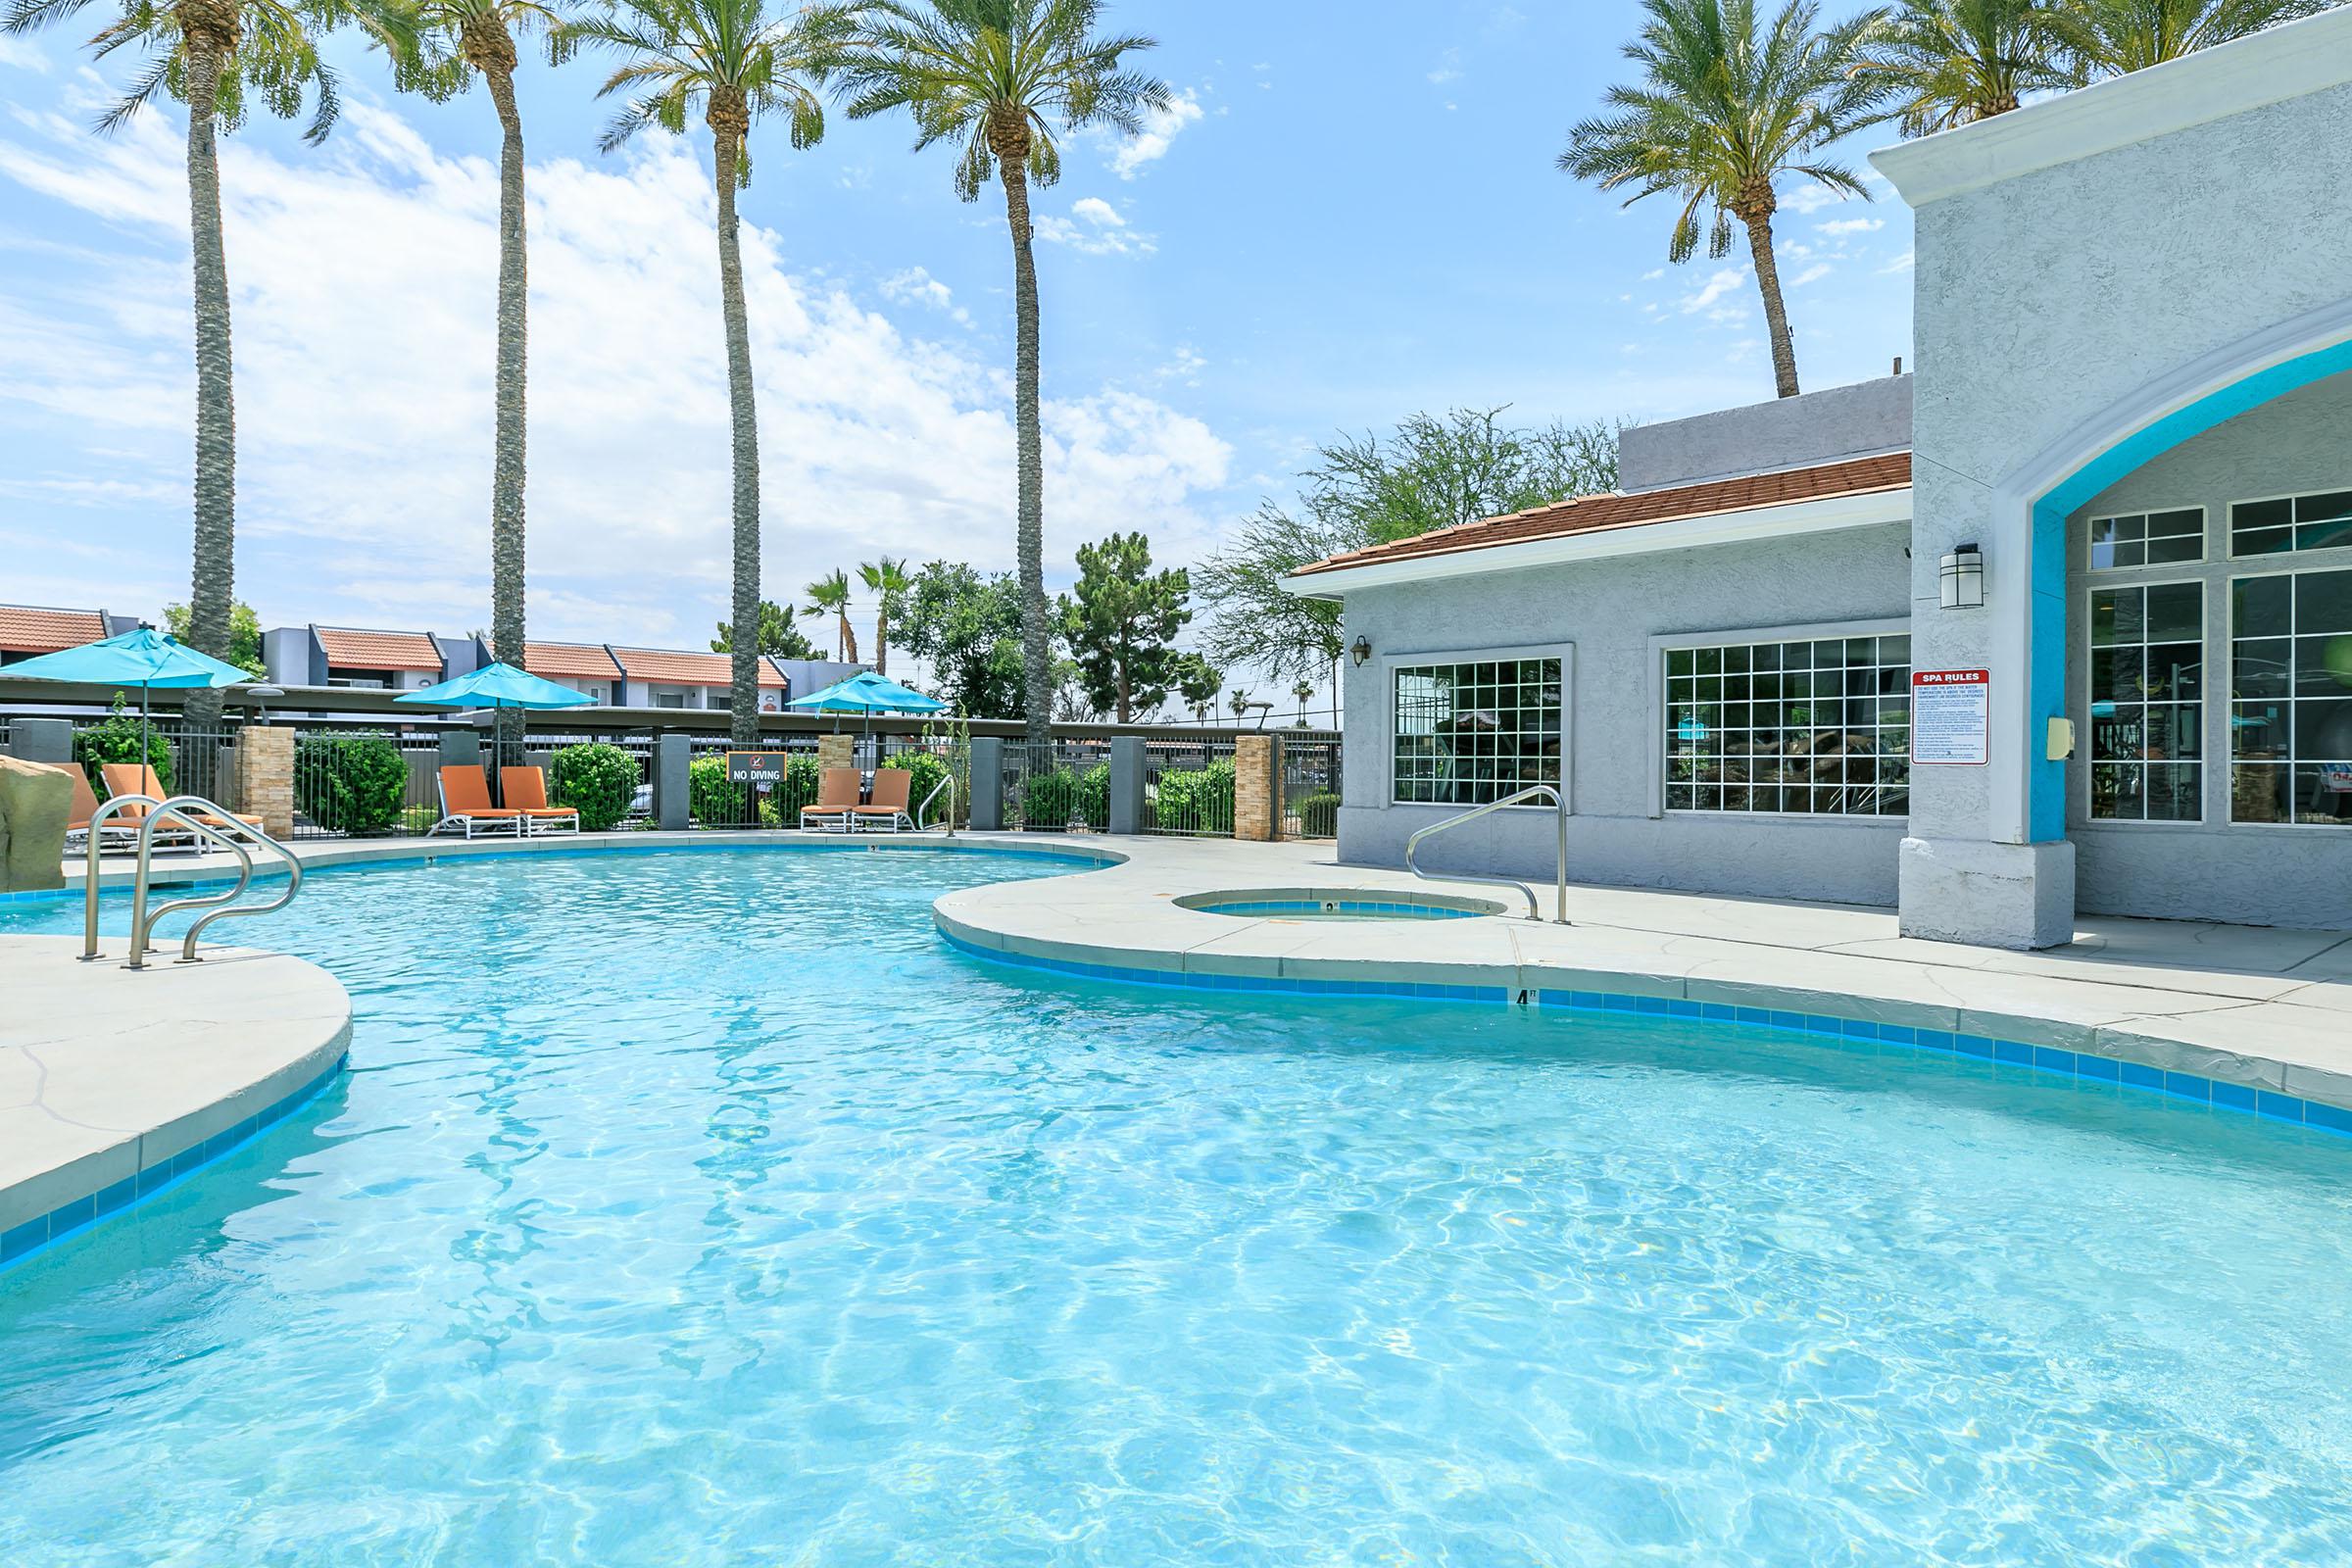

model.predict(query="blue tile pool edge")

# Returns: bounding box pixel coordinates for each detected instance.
[0,1052,348,1275]
[939,928,2352,1142]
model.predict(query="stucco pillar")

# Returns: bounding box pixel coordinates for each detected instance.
[815,734,855,774]
[967,738,1004,831]
[653,733,690,831]
[1107,737,1146,834]
[4,717,73,764]
[233,724,295,838]
[1235,734,1278,842]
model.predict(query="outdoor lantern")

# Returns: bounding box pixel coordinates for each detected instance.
[1939,543,1985,610]
[1351,635,1373,667]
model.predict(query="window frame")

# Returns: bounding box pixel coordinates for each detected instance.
[1645,616,1912,823]
[2082,505,2208,573]
[2226,485,2352,562]
[2080,575,2209,827]
[1379,641,1574,811]
[2223,559,2352,830]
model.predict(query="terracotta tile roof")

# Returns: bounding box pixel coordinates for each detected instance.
[1290,451,1912,579]
[315,626,445,671]
[612,646,783,687]
[0,605,106,654]
[523,641,623,681]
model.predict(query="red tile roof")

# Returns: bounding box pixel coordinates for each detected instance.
[612,646,783,687]
[315,627,445,671]
[0,605,106,655]
[523,641,623,681]
[1290,452,1913,579]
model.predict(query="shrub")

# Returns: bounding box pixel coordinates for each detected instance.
[399,804,438,836]
[550,742,639,832]
[74,698,173,796]
[882,751,953,826]
[1292,790,1342,838]
[1154,759,1236,834]
[294,731,410,835]
[1020,761,1108,830]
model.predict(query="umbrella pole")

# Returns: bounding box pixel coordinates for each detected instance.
[139,681,151,794]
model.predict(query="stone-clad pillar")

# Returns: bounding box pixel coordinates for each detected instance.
[815,734,855,774]
[1235,734,1279,842]
[234,724,295,838]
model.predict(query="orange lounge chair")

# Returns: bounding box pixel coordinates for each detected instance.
[800,767,861,832]
[851,767,912,833]
[42,762,140,854]
[432,764,524,839]
[101,762,265,841]
[500,765,581,835]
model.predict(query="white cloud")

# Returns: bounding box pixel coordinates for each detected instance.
[1035,196,1153,257]
[1880,249,1916,274]
[877,265,969,326]
[0,100,1229,636]
[1107,89,1203,179]
[1781,183,1842,214]
[1679,267,1748,315]
[1640,268,1664,281]
[0,36,50,72]
[1429,49,1463,85]
[1789,264,1834,288]
[1817,217,1884,237]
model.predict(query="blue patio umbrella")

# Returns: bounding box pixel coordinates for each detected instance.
[397,662,595,791]
[2,626,250,773]
[785,670,947,756]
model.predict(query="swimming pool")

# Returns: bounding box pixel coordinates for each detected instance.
[5,846,2351,1564]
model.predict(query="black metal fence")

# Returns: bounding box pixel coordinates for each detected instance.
[1278,736,1343,839]
[1004,738,1112,832]
[1141,737,1239,838]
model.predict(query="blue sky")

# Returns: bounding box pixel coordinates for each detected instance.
[0,0,1915,698]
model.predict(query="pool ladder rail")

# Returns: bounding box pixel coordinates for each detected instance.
[1403,783,1571,924]
[80,794,306,970]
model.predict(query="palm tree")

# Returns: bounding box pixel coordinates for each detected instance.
[570,0,851,742]
[803,568,859,662]
[2055,0,2324,76]
[836,0,1169,750]
[4,0,389,735]
[1855,0,2076,134]
[858,555,912,675]
[391,0,566,759]
[1562,0,1883,399]
[1292,679,1314,726]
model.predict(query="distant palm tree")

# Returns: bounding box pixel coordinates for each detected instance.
[2055,0,2324,75]
[837,0,1169,750]
[1856,0,2076,134]
[804,568,859,663]
[858,556,912,675]
[1228,688,1251,722]
[1292,680,1314,725]
[570,0,852,742]
[1563,0,1883,399]
[391,0,568,759]
[5,0,395,733]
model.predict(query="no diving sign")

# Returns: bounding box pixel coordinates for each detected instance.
[1911,669,1989,766]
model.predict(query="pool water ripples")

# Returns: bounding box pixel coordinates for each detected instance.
[2,849,2351,1565]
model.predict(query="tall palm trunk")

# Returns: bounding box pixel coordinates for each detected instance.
[478,25,529,760]
[872,606,887,676]
[181,15,237,744]
[710,101,762,744]
[838,612,858,665]
[994,145,1053,751]
[1739,198,1799,400]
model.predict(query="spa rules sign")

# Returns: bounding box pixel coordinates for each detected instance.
[1911,669,1990,765]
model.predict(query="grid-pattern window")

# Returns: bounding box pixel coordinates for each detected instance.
[1392,659,1561,805]
[1663,635,1911,815]
[2230,490,2352,558]
[2087,583,2203,821]
[2087,509,2204,569]
[2230,567,2352,826]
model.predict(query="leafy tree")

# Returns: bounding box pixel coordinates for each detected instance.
[711,599,819,659]
[162,599,266,678]
[858,556,912,675]
[801,568,859,662]
[1051,656,1096,722]
[900,561,1028,717]
[1055,531,1189,723]
[1562,0,1883,399]
[1855,0,2077,134]
[570,0,851,742]
[388,0,569,757]
[1172,651,1220,722]
[2055,0,2325,75]
[839,0,1169,748]
[5,0,398,727]
[1197,410,1619,700]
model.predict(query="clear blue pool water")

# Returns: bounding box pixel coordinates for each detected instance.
[5,847,2352,1566]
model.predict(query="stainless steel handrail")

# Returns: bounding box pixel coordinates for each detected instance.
[82,792,164,959]
[916,772,957,836]
[122,797,303,969]
[1402,783,1570,924]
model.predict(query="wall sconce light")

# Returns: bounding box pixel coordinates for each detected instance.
[1350,635,1373,667]
[1939,542,1985,610]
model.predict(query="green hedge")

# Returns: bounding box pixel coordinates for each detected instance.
[1291,789,1341,838]
[74,700,173,795]
[295,731,409,835]
[550,742,639,832]
[1022,762,1108,830]
[1154,759,1235,835]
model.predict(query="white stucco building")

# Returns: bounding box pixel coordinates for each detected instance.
[1287,10,2352,947]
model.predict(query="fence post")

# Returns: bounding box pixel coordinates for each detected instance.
[654,733,689,831]
[234,724,295,838]
[438,729,480,773]
[968,737,1004,831]
[1108,736,1146,834]
[1235,734,1278,842]
[4,717,73,764]
[816,733,855,774]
